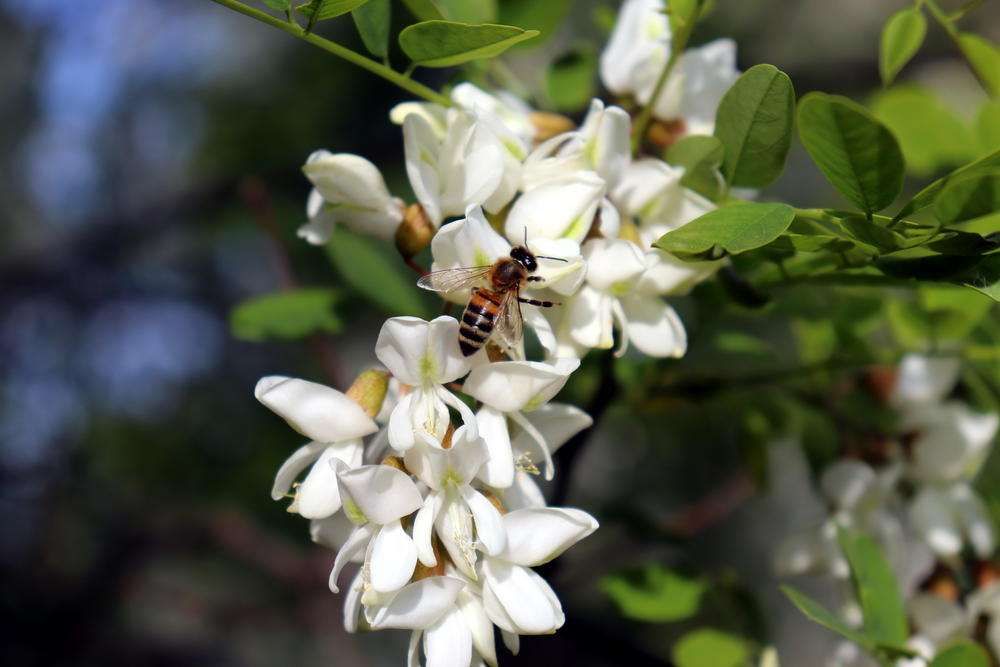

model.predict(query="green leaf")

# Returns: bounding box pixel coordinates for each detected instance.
[497,0,570,47]
[871,85,980,176]
[654,202,796,259]
[895,148,1000,221]
[962,254,1000,302]
[546,48,597,113]
[836,527,907,648]
[958,33,1000,97]
[672,629,749,667]
[930,641,991,667]
[352,0,390,58]
[977,100,1000,151]
[262,0,291,11]
[399,21,539,67]
[666,135,725,200]
[297,0,371,21]
[400,0,445,21]
[934,174,1000,224]
[714,64,796,188]
[797,92,905,213]
[230,288,341,341]
[435,0,496,23]
[781,585,872,649]
[879,8,927,85]
[601,565,706,623]
[325,227,430,316]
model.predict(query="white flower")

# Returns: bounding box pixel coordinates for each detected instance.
[554,238,687,358]
[364,575,466,630]
[376,316,477,452]
[406,583,500,667]
[406,427,507,580]
[481,507,598,635]
[451,82,535,148]
[672,39,740,135]
[403,108,509,226]
[255,376,377,519]
[600,0,670,102]
[300,151,404,244]
[522,99,631,190]
[504,171,607,244]
[909,482,995,559]
[891,354,962,408]
[904,402,999,484]
[613,158,717,243]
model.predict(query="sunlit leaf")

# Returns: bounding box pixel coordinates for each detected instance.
[895,148,1000,220]
[934,173,1000,224]
[601,565,706,623]
[325,227,430,316]
[665,134,724,200]
[879,8,926,85]
[714,64,796,188]
[958,33,1000,97]
[399,21,539,67]
[546,48,596,112]
[672,628,749,667]
[297,0,371,21]
[781,585,872,650]
[655,203,795,259]
[837,527,907,648]
[797,93,905,213]
[230,288,341,341]
[930,641,990,667]
[352,0,390,58]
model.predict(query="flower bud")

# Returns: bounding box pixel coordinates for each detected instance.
[645,118,687,150]
[395,203,435,259]
[529,111,575,142]
[346,369,391,418]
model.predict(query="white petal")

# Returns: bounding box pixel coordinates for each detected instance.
[301,151,402,239]
[255,376,378,443]
[892,354,962,406]
[310,513,359,552]
[505,172,606,243]
[447,430,491,484]
[908,593,967,644]
[458,117,505,210]
[299,188,338,245]
[408,630,422,667]
[565,285,614,350]
[501,630,520,656]
[461,486,507,556]
[329,524,374,593]
[528,238,586,296]
[475,406,515,489]
[297,444,362,519]
[599,0,669,96]
[389,393,418,452]
[415,491,444,567]
[458,588,497,667]
[583,238,647,291]
[612,158,684,222]
[464,358,580,413]
[950,483,996,559]
[909,487,963,557]
[619,294,687,358]
[370,576,466,630]
[403,113,444,225]
[337,463,424,525]
[503,472,547,511]
[499,507,598,566]
[819,459,877,511]
[271,441,324,501]
[482,559,563,635]
[391,101,449,134]
[438,385,480,440]
[510,403,592,459]
[773,530,828,577]
[424,609,473,667]
[676,39,740,135]
[376,316,472,387]
[343,569,364,633]
[509,410,555,481]
[429,206,511,302]
[635,249,721,296]
[437,492,478,579]
[371,520,419,593]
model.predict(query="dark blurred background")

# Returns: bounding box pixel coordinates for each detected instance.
[1,1,998,665]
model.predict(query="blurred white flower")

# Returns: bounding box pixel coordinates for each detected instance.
[300,151,404,244]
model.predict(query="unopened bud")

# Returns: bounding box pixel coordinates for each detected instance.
[646,118,687,150]
[346,369,390,418]
[381,455,408,473]
[395,203,435,259]
[529,111,575,142]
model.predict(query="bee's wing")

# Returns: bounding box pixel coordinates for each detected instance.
[493,290,524,350]
[416,266,493,293]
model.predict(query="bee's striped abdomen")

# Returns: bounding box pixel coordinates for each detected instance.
[459,288,499,356]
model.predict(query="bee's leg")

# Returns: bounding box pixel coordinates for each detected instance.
[526,276,544,283]
[518,297,560,308]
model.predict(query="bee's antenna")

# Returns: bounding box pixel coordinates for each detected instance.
[536,255,569,263]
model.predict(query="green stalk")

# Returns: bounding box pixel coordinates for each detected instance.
[209,0,452,107]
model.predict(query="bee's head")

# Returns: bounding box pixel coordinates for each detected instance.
[510,245,538,272]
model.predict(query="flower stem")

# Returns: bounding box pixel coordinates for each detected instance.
[208,0,452,107]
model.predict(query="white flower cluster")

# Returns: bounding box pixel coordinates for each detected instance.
[775,354,1000,666]
[253,2,747,664]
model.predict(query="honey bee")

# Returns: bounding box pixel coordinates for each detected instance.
[417,245,565,356]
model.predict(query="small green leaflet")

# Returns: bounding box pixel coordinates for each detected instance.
[894,148,1000,221]
[797,93,904,214]
[352,0,390,58]
[654,202,795,260]
[930,641,990,667]
[546,49,597,112]
[714,64,795,188]
[297,0,371,21]
[781,585,872,650]
[836,528,908,649]
[230,288,341,341]
[958,33,1000,97]
[399,21,538,67]
[672,629,749,667]
[600,565,706,623]
[879,7,926,86]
